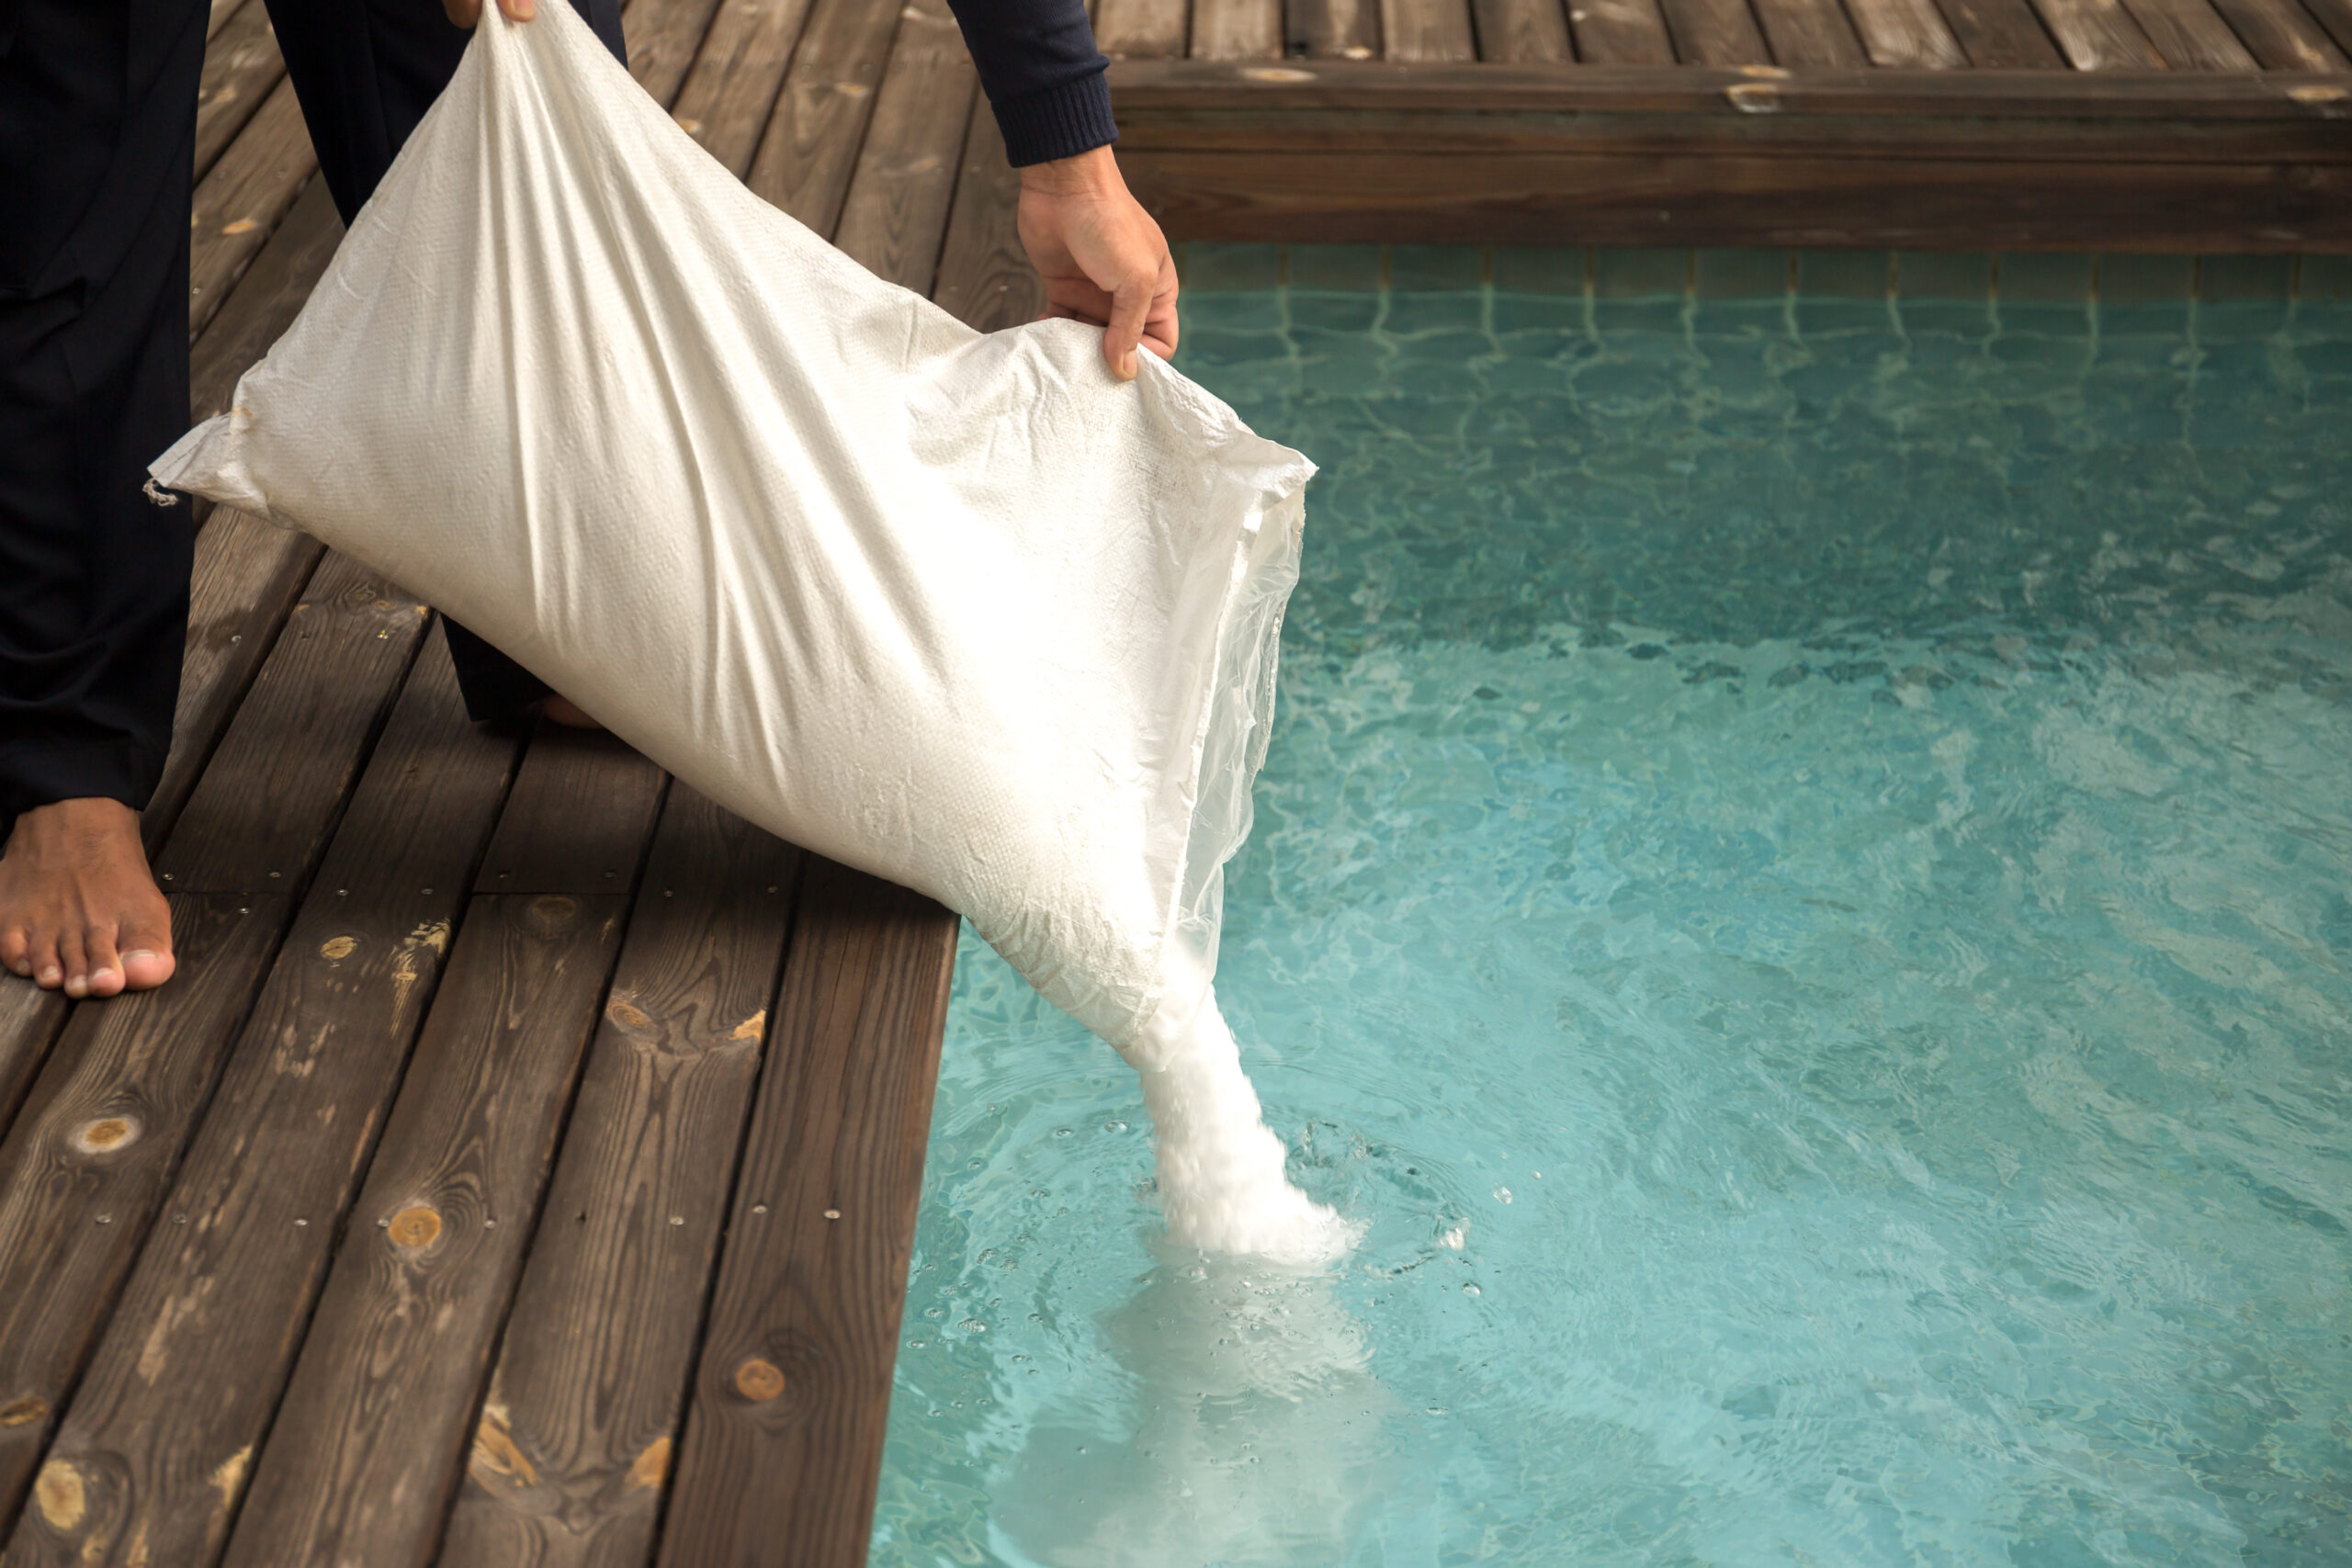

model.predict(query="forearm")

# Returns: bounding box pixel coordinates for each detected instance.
[938,0,1116,166]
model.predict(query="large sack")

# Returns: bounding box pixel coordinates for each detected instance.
[152,1,1310,1070]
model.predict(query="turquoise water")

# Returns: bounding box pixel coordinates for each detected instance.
[870,283,2352,1567]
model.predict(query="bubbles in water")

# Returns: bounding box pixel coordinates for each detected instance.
[1462,1283,1481,1297]
[1493,1186,1512,1204]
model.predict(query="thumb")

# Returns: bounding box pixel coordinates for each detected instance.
[1104,268,1151,381]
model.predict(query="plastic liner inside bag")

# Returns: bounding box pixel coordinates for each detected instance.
[153,1,1352,1264]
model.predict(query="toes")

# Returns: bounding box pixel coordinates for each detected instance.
[84,928,126,998]
[119,945,175,992]
[0,928,28,978]
[57,931,89,998]
[28,932,63,990]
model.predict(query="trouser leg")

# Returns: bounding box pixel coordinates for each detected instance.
[0,0,207,822]
[265,0,628,724]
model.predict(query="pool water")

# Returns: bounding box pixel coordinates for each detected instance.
[869,280,2352,1567]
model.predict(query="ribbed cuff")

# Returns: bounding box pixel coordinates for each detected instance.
[992,72,1117,168]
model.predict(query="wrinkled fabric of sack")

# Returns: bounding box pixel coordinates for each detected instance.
[151,1,1312,1067]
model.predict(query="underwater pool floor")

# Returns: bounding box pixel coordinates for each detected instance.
[874,288,2352,1567]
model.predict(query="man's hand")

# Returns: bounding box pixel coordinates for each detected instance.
[1017,146,1177,381]
[444,0,536,25]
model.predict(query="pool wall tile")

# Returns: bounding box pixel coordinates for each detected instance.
[1798,251,1891,298]
[1179,243,1282,292]
[2098,254,2193,303]
[2301,255,2352,301]
[1594,248,1691,298]
[1287,244,1386,292]
[1390,245,1488,290]
[1492,246,1589,295]
[2199,254,2293,301]
[1895,253,1991,300]
[1996,254,2093,303]
[1694,249,1790,299]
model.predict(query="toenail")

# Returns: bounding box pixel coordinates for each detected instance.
[91,968,120,987]
[123,950,160,963]
[38,968,61,986]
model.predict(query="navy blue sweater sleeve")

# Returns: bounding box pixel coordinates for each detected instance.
[938,0,1116,167]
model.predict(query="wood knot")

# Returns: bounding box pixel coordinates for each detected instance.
[319,935,358,961]
[628,1436,672,1489]
[387,1206,442,1247]
[733,1358,786,1403]
[33,1460,85,1530]
[605,994,653,1032]
[528,896,577,926]
[0,1395,48,1427]
[71,1116,139,1156]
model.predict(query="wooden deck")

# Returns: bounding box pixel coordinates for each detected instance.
[1102,0,2352,247]
[1,0,2341,1563]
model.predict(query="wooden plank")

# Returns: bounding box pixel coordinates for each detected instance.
[209,0,246,39]
[2120,0,2258,63]
[1752,0,1871,64]
[1,635,524,1568]
[1115,144,2352,248]
[2302,0,2352,58]
[932,96,1050,331]
[212,890,631,1568]
[211,731,662,1568]
[1936,0,2068,64]
[745,0,905,236]
[1102,56,2351,114]
[1568,0,1682,62]
[187,76,317,342]
[2028,0,2166,64]
[1192,0,1286,56]
[1288,0,1385,59]
[831,0,979,293]
[1655,0,1774,62]
[1385,0,1480,58]
[473,731,668,897]
[437,789,798,1568]
[1098,0,1193,55]
[156,554,431,895]
[2202,0,2348,65]
[0,991,69,1147]
[195,0,286,184]
[667,0,821,178]
[188,177,343,416]
[652,860,958,1568]
[1842,0,1970,62]
[1474,0,1574,60]
[626,0,729,106]
[0,896,284,1535]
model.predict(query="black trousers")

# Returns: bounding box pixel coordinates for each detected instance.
[0,0,625,822]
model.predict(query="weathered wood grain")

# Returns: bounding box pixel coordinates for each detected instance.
[1099,0,1193,54]
[2202,0,2348,65]
[932,98,1048,332]
[1473,0,1574,61]
[1568,0,1681,62]
[831,0,980,291]
[1385,0,1480,58]
[1753,0,1871,64]
[1289,0,1385,58]
[472,729,667,897]
[187,77,317,342]
[1842,0,1969,62]
[209,0,246,39]
[1655,0,1774,62]
[668,0,820,177]
[437,789,798,1568]
[156,554,430,896]
[0,992,70,1155]
[0,635,524,1568]
[2029,0,2166,64]
[625,0,730,104]
[211,892,630,1568]
[653,859,958,1568]
[1191,0,1285,55]
[745,0,905,234]
[194,0,285,184]
[142,515,327,859]
[2120,0,2257,64]
[2302,0,2352,58]
[0,897,285,1531]
[187,176,343,413]
[1937,0,2067,63]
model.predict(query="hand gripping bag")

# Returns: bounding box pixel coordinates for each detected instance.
[153,2,1349,1260]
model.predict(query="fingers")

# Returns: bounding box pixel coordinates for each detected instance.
[443,0,481,23]
[498,0,538,17]
[1104,269,1152,381]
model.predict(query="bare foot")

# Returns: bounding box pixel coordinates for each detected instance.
[0,798,176,998]
[540,694,605,730]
